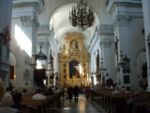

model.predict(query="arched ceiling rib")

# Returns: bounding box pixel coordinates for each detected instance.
[49,3,100,48]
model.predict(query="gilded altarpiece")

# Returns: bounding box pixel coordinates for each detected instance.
[59,33,90,86]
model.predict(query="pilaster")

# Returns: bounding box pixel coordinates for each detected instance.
[98,24,116,83]
[143,0,150,91]
[111,1,144,88]
[12,1,40,88]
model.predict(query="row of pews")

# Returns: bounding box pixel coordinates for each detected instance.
[91,88,150,113]
[19,93,61,113]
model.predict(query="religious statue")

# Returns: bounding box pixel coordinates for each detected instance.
[69,60,80,78]
[122,54,131,73]
[70,40,78,50]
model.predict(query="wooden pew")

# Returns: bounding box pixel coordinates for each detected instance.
[19,93,61,113]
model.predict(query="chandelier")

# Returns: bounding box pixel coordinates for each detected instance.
[30,43,47,69]
[69,0,95,31]
[35,44,47,60]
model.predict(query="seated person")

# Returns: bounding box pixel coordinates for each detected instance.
[12,92,27,110]
[22,88,28,96]
[112,87,122,95]
[7,82,14,92]
[127,92,144,113]
[124,87,131,94]
[106,78,115,88]
[32,88,46,100]
[0,78,5,101]
[45,87,54,96]
[0,93,18,113]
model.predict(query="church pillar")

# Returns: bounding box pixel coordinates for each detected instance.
[142,0,150,91]
[98,25,116,84]
[110,1,144,89]
[21,15,39,88]
[0,0,12,85]
[114,15,132,87]
[12,2,40,88]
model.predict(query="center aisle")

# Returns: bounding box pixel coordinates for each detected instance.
[58,94,102,113]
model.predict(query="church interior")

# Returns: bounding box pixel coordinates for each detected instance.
[0,0,150,113]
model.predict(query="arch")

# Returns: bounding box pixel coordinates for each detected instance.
[49,3,100,47]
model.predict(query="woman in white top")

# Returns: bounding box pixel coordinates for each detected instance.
[32,88,46,100]
[0,93,18,113]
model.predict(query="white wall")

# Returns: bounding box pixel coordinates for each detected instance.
[11,18,32,89]
[112,2,145,89]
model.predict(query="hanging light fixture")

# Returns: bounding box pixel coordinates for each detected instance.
[30,43,47,68]
[35,44,47,60]
[69,0,95,31]
[35,43,47,69]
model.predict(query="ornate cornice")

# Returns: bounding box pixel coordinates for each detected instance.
[20,15,39,27]
[20,16,33,26]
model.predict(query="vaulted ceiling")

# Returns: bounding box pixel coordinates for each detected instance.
[38,0,103,49]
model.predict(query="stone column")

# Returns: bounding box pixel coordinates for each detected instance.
[114,13,144,88]
[0,0,12,85]
[106,0,145,89]
[143,0,150,91]
[98,25,116,83]
[114,15,133,87]
[20,15,38,87]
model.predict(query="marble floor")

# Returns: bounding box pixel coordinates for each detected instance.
[58,95,104,113]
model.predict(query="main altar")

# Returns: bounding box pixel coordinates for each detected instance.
[59,32,90,87]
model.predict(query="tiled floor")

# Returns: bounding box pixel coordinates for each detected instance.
[58,95,103,113]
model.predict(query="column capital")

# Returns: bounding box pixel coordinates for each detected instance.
[20,15,39,27]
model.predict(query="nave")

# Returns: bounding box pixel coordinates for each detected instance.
[58,95,103,113]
